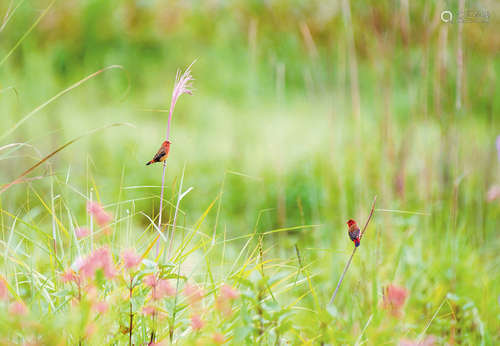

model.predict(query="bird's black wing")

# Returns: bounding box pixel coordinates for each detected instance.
[349,228,360,241]
[152,151,166,162]
[353,228,360,239]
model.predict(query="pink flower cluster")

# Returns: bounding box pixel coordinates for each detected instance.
[61,269,78,283]
[144,274,175,300]
[1,276,29,316]
[87,201,112,227]
[212,332,225,344]
[142,305,157,316]
[9,301,28,316]
[383,284,408,317]
[183,283,204,306]
[0,277,7,301]
[187,283,239,333]
[399,335,436,346]
[75,227,90,239]
[216,284,239,316]
[487,185,500,202]
[220,284,239,300]
[190,314,204,331]
[93,300,109,314]
[121,249,142,269]
[80,247,116,280]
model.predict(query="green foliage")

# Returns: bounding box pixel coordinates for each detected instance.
[0,0,499,344]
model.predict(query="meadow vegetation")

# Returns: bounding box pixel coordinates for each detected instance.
[0,1,499,344]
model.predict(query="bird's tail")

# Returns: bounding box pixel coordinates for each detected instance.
[354,239,360,247]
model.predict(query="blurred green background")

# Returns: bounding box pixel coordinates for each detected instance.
[1,0,499,344]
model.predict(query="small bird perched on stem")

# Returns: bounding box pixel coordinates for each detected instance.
[347,219,361,247]
[146,141,171,166]
[329,197,377,306]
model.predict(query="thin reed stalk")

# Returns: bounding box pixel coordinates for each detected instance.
[155,60,196,256]
[456,0,464,111]
[329,196,377,305]
[341,0,360,123]
[167,164,193,259]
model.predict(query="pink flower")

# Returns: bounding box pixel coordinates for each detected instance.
[85,284,98,300]
[190,314,204,331]
[487,185,500,202]
[80,247,116,280]
[212,332,225,344]
[183,283,204,305]
[75,227,90,239]
[399,335,436,346]
[145,274,175,300]
[95,211,112,227]
[85,322,96,338]
[152,279,176,300]
[142,305,156,316]
[94,301,108,314]
[220,284,239,300]
[144,274,158,288]
[159,280,176,296]
[9,301,28,316]
[215,296,233,316]
[215,285,238,316]
[61,269,78,283]
[0,277,8,300]
[383,284,408,316]
[121,249,141,269]
[86,201,112,227]
[86,201,100,214]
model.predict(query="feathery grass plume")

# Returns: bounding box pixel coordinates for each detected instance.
[156,60,196,256]
[329,196,377,305]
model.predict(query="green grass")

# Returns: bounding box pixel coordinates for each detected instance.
[0,1,499,345]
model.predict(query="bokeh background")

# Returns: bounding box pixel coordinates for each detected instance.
[1,0,499,344]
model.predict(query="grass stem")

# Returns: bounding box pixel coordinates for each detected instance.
[329,196,377,305]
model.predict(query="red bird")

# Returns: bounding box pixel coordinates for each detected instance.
[347,219,360,247]
[146,140,171,166]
